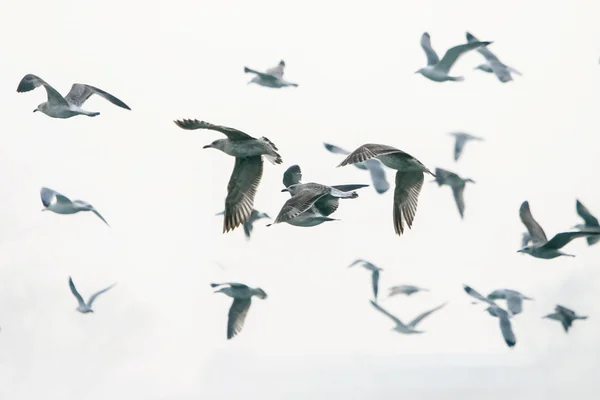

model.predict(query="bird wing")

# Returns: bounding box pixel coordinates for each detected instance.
[451,184,466,219]
[243,67,279,81]
[348,259,374,269]
[173,119,253,140]
[40,187,71,207]
[243,220,254,238]
[392,171,424,235]
[372,269,380,300]
[323,142,350,155]
[408,302,447,329]
[90,208,110,227]
[507,66,522,76]
[465,32,501,64]
[555,305,577,318]
[313,196,339,217]
[68,277,86,308]
[420,33,440,66]
[64,84,130,110]
[506,295,523,315]
[543,231,600,250]
[337,144,404,167]
[370,300,406,328]
[211,282,248,289]
[434,167,457,184]
[576,200,600,227]
[224,156,264,233]
[453,136,468,161]
[16,74,69,107]
[283,165,302,188]
[364,159,390,193]
[265,62,285,79]
[272,187,329,225]
[330,184,369,192]
[499,311,516,347]
[519,201,548,245]
[436,41,491,74]
[87,283,116,308]
[463,284,497,307]
[227,298,252,339]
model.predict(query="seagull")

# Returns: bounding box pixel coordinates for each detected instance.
[16,74,130,118]
[487,289,533,316]
[387,285,429,298]
[432,167,475,219]
[215,209,270,239]
[69,277,116,314]
[41,187,110,226]
[415,32,492,82]
[517,201,600,259]
[244,60,298,88]
[466,32,522,83]
[323,143,390,194]
[268,165,367,227]
[370,300,447,334]
[448,132,484,162]
[543,305,588,333]
[211,282,267,340]
[337,144,435,236]
[348,259,383,301]
[174,119,282,233]
[463,284,516,348]
[573,199,600,246]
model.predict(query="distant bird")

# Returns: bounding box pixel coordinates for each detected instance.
[543,305,588,333]
[416,32,492,82]
[41,187,110,226]
[244,60,298,88]
[463,284,516,348]
[387,285,429,298]
[370,300,447,334]
[448,132,483,162]
[69,277,116,314]
[573,199,600,246]
[487,289,533,316]
[268,165,367,227]
[216,209,270,239]
[323,143,390,194]
[174,119,282,233]
[518,201,600,259]
[211,282,267,340]
[337,144,435,236]
[466,32,522,83]
[16,74,130,118]
[348,259,383,301]
[432,167,475,219]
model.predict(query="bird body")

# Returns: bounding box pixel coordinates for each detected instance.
[388,285,429,297]
[487,289,533,315]
[211,283,267,339]
[543,305,587,333]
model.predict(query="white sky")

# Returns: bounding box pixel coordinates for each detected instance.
[1,0,600,399]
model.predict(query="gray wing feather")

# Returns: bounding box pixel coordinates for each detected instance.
[576,200,599,227]
[544,231,600,250]
[173,119,253,140]
[227,298,252,339]
[372,269,380,300]
[499,312,516,347]
[519,201,548,244]
[506,295,523,315]
[452,185,466,219]
[437,41,492,74]
[408,302,447,328]
[323,143,350,156]
[420,33,440,66]
[68,277,86,307]
[64,84,130,110]
[244,67,279,81]
[91,208,110,227]
[87,283,116,308]
[272,188,329,225]
[338,144,403,167]
[224,157,263,233]
[393,171,424,235]
[370,300,406,328]
[16,74,69,107]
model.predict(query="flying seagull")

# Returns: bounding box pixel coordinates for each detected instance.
[415,32,492,82]
[517,201,600,259]
[211,282,267,340]
[41,187,110,226]
[244,60,298,88]
[370,300,447,334]
[268,165,367,227]
[348,259,383,301]
[448,132,483,162]
[432,167,475,219]
[69,276,116,314]
[337,143,435,236]
[466,32,522,83]
[543,305,588,333]
[387,285,429,298]
[323,143,390,194]
[215,209,270,239]
[463,284,516,348]
[487,289,533,316]
[174,119,282,233]
[573,199,600,246]
[16,74,130,118]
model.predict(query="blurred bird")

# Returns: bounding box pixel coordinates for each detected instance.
[573,199,600,246]
[69,277,116,314]
[348,259,383,301]
[432,167,475,219]
[543,305,588,333]
[211,282,267,340]
[370,300,447,334]
[244,60,298,88]
[41,187,110,226]
[466,32,522,83]
[448,132,484,162]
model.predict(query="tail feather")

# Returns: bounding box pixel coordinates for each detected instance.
[265,153,283,165]
[261,136,279,151]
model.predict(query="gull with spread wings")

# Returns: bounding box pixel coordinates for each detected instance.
[174,119,282,233]
[69,277,116,314]
[244,60,298,88]
[415,32,492,82]
[337,144,435,236]
[466,32,522,83]
[16,74,130,118]
[543,305,588,333]
[432,167,475,219]
[370,300,447,334]
[41,187,110,226]
[211,283,267,340]
[348,259,384,302]
[517,201,600,259]
[448,132,484,162]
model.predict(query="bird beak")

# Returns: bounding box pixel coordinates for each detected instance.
[41,208,47,212]
[281,188,289,193]
[525,296,534,301]
[516,249,524,253]
[264,214,271,219]
[33,109,38,113]
[202,144,212,149]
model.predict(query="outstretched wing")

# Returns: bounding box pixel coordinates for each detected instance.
[370,300,406,328]
[17,74,69,107]
[543,231,600,250]
[68,277,86,308]
[272,189,328,225]
[420,33,440,66]
[243,67,279,82]
[576,199,599,227]
[437,41,492,74]
[408,302,447,328]
[87,283,117,308]
[519,201,548,245]
[499,312,516,347]
[173,119,253,140]
[64,84,130,110]
[337,144,403,167]
[393,171,424,235]
[466,32,500,64]
[452,185,466,219]
[224,156,264,233]
[227,298,252,339]
[41,187,71,208]
[323,143,350,156]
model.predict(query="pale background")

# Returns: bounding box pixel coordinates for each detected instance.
[1,0,599,399]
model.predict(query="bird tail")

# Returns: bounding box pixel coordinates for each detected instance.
[452,76,465,82]
[261,137,283,165]
[577,316,588,320]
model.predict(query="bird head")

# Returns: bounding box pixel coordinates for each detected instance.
[466,178,476,184]
[203,139,225,150]
[33,103,44,113]
[517,246,532,254]
[414,68,425,75]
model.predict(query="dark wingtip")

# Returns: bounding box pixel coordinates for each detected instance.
[506,340,516,347]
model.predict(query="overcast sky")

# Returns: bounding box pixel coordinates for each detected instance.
[1,0,600,399]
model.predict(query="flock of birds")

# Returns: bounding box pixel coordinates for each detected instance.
[13,31,600,347]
